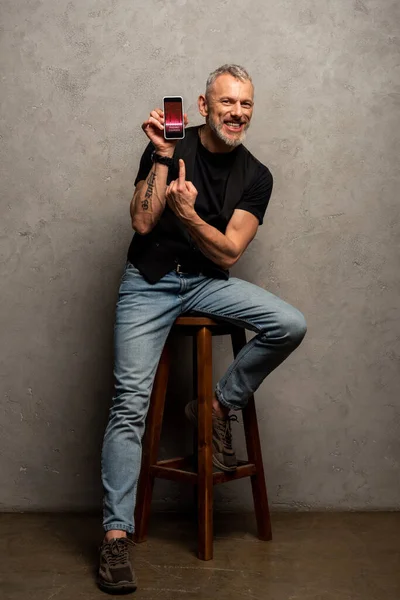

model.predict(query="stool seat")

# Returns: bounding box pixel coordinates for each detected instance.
[174,315,221,326]
[173,315,237,335]
[133,314,272,560]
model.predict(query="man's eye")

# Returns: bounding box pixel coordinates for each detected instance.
[221,100,231,104]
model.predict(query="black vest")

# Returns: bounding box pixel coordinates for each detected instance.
[128,126,260,283]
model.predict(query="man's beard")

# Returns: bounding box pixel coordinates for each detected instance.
[208,115,249,147]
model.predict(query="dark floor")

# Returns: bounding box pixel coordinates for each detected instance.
[0,512,399,599]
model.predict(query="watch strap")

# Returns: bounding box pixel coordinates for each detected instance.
[151,151,174,167]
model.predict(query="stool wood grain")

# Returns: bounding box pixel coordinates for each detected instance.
[133,315,272,560]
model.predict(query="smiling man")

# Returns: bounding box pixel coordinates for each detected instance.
[204,72,253,146]
[98,64,307,594]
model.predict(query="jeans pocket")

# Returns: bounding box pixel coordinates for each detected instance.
[125,261,140,274]
[119,261,139,288]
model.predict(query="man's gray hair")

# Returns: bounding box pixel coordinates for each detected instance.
[205,64,252,98]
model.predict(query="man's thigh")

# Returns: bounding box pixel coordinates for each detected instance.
[185,276,302,335]
[114,264,181,394]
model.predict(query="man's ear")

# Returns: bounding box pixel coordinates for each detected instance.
[198,94,208,118]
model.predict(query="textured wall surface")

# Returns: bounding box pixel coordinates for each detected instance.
[1,0,399,512]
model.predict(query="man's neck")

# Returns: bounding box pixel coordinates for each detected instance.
[199,124,238,154]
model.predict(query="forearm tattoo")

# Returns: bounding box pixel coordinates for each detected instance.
[142,171,156,211]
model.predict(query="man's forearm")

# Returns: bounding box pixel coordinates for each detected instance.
[164,160,258,269]
[130,161,170,234]
[180,210,240,270]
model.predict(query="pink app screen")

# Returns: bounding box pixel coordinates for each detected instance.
[164,100,183,137]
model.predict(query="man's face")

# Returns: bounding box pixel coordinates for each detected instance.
[205,74,254,147]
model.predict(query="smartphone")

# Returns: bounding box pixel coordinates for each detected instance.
[163,96,185,140]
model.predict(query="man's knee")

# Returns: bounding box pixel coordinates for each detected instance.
[286,308,307,346]
[276,307,307,348]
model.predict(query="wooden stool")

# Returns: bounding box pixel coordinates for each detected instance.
[133,315,272,560]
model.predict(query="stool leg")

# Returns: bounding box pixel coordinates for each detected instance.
[134,343,170,543]
[231,328,272,541]
[242,396,272,540]
[196,326,214,560]
[192,335,199,471]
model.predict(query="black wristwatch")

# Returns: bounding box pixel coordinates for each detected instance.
[151,150,174,167]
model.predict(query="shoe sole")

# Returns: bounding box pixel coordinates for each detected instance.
[184,402,237,473]
[97,578,137,594]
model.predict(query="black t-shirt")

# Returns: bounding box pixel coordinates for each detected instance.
[132,133,273,277]
[134,135,273,228]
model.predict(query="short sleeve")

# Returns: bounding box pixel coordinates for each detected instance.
[134,141,155,186]
[236,165,273,225]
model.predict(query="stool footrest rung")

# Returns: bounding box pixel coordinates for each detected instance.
[213,462,257,484]
[155,456,193,469]
[149,457,257,485]
[150,464,198,483]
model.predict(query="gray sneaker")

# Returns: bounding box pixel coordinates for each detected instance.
[185,400,238,472]
[97,537,137,594]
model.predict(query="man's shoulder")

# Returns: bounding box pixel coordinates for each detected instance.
[241,144,273,182]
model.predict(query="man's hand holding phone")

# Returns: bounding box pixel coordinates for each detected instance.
[133,98,187,232]
[141,107,188,157]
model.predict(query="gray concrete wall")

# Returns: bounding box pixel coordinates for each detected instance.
[1,0,399,512]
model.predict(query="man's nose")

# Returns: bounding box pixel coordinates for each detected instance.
[230,101,243,117]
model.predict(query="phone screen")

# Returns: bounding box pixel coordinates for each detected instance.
[163,97,184,139]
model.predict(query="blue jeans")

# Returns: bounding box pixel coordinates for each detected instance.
[102,262,306,533]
